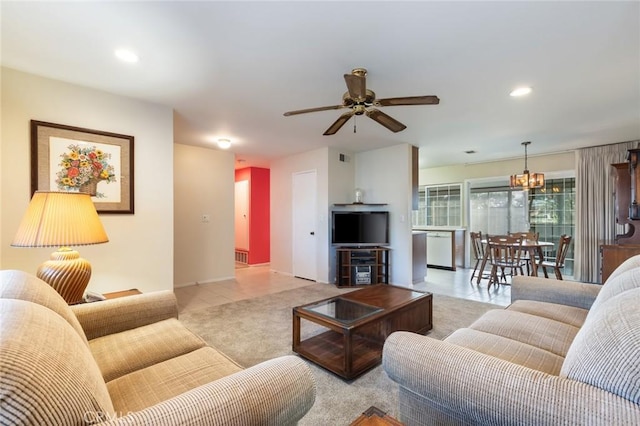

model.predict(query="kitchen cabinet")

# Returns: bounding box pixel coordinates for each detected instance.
[412,231,427,283]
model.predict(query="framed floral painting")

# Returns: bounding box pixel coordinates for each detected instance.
[31,120,134,214]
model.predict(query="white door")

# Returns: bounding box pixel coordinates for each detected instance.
[235,180,249,250]
[292,170,317,281]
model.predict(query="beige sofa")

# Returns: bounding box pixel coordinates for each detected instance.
[383,255,640,425]
[0,270,316,425]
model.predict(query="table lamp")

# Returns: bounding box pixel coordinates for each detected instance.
[11,191,109,304]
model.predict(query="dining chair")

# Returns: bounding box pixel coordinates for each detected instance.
[470,231,490,283]
[509,231,539,274]
[540,234,572,280]
[486,235,525,289]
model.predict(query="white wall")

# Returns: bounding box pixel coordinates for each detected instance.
[420,151,576,185]
[173,144,235,286]
[1,67,174,294]
[328,147,357,205]
[355,144,414,285]
[271,143,415,286]
[270,147,330,282]
[327,147,356,283]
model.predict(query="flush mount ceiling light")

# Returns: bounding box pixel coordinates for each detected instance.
[217,139,231,149]
[510,86,532,97]
[510,141,544,190]
[114,49,139,63]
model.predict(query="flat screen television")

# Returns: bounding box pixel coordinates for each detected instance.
[331,211,389,246]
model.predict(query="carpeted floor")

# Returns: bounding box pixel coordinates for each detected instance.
[179,284,501,425]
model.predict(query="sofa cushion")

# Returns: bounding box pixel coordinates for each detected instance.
[561,288,640,404]
[507,300,589,328]
[468,309,579,357]
[445,328,564,375]
[0,270,88,345]
[0,300,114,424]
[90,318,208,382]
[107,346,243,413]
[71,290,179,341]
[587,267,640,321]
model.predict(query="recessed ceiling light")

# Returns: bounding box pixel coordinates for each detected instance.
[114,49,139,63]
[217,139,232,149]
[510,87,532,97]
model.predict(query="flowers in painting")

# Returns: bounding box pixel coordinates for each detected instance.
[56,144,116,197]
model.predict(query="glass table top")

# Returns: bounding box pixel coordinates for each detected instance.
[300,297,383,324]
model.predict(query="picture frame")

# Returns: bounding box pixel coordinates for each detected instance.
[31,120,134,214]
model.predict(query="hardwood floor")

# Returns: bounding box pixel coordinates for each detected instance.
[174,265,511,314]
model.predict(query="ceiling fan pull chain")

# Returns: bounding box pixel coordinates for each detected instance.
[353,115,357,133]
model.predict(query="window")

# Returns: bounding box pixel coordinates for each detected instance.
[529,178,575,276]
[469,189,526,235]
[413,184,462,227]
[469,178,575,276]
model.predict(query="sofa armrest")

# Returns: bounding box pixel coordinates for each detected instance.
[511,276,601,309]
[101,355,316,426]
[382,332,640,425]
[71,291,178,340]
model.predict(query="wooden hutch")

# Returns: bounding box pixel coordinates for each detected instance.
[601,149,640,282]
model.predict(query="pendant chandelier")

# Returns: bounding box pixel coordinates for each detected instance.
[510,141,544,190]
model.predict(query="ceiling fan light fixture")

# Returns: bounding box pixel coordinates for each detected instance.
[510,86,532,97]
[510,141,544,191]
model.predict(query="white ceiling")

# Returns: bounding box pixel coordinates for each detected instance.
[2,1,639,169]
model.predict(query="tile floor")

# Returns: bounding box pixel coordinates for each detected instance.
[174,264,511,314]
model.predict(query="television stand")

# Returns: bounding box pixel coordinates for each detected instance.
[335,246,390,288]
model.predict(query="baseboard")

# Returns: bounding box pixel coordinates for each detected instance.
[174,276,235,288]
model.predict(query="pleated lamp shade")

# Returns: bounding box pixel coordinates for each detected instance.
[12,191,109,303]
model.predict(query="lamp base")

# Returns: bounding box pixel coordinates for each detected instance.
[37,247,92,304]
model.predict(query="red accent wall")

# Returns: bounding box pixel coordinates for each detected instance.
[235,167,270,264]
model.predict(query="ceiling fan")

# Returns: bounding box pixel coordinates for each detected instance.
[283,68,439,135]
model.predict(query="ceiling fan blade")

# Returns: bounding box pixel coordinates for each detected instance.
[375,95,440,107]
[344,74,366,101]
[284,104,344,116]
[365,108,407,133]
[323,110,355,135]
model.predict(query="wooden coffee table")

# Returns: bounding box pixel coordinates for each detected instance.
[350,406,403,425]
[292,284,432,380]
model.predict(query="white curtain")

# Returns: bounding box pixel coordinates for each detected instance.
[575,140,639,282]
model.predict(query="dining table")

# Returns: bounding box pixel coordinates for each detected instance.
[477,238,555,284]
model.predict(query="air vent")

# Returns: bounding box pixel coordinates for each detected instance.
[235,251,248,264]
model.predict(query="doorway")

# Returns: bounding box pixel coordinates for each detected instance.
[234,180,249,260]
